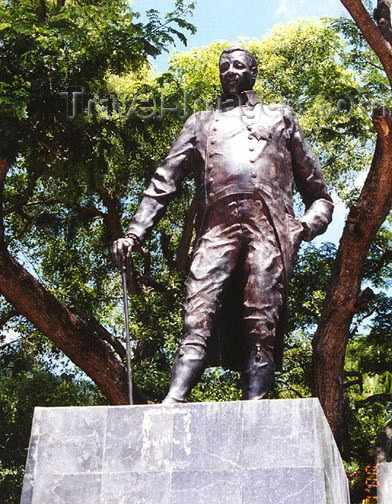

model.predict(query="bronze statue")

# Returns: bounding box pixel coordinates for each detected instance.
[113,47,333,404]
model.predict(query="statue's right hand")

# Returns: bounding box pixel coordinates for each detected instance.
[112,236,138,267]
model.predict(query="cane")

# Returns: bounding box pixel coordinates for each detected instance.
[121,258,133,405]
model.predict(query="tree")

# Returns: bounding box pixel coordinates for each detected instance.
[0,0,195,404]
[312,0,392,442]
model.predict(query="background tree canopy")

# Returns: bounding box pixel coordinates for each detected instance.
[0,1,390,502]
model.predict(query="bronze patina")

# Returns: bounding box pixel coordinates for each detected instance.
[113,47,333,403]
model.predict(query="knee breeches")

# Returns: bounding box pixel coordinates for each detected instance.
[180,197,285,361]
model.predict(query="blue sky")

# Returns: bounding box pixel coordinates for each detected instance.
[132,0,348,72]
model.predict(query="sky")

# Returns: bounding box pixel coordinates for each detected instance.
[132,0,348,72]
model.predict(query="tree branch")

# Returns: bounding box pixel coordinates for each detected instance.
[99,187,140,294]
[349,305,377,338]
[68,305,126,361]
[365,247,392,278]
[0,309,18,329]
[344,370,364,391]
[39,0,47,21]
[160,231,176,271]
[0,339,19,351]
[312,106,392,440]
[378,248,392,267]
[355,393,392,406]
[275,378,305,398]
[4,172,40,216]
[99,188,123,242]
[0,158,10,244]
[139,275,170,292]
[341,0,392,86]
[374,0,392,45]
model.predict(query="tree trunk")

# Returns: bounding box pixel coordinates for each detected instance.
[312,0,392,442]
[0,248,134,404]
[341,0,392,85]
[312,107,392,439]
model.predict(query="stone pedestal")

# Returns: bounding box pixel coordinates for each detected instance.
[21,398,350,503]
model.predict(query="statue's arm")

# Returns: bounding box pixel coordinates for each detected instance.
[126,113,197,244]
[286,107,334,241]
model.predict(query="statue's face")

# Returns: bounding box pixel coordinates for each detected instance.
[219,50,256,95]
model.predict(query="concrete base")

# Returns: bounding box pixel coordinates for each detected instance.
[21,398,350,503]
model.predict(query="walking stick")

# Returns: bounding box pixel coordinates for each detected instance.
[121,258,133,405]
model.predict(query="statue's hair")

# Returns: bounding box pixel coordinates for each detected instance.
[219,47,258,73]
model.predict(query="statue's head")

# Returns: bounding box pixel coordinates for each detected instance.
[219,47,258,95]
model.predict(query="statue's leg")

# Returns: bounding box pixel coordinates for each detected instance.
[162,344,207,404]
[241,346,275,400]
[163,205,242,404]
[239,200,285,400]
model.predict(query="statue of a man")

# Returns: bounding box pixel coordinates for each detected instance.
[113,47,333,403]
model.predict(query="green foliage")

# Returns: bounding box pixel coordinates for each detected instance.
[190,368,241,403]
[289,242,336,331]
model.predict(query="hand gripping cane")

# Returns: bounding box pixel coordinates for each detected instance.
[121,259,133,405]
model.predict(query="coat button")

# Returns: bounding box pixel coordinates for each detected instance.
[210,192,215,198]
[250,158,256,163]
[208,164,213,170]
[248,134,253,140]
[249,146,254,151]
[209,177,214,183]
[251,171,257,178]
[211,139,216,144]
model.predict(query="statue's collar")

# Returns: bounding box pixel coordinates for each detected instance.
[241,89,260,106]
[219,89,260,110]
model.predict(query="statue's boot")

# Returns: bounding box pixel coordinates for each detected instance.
[162,344,207,404]
[241,345,275,400]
